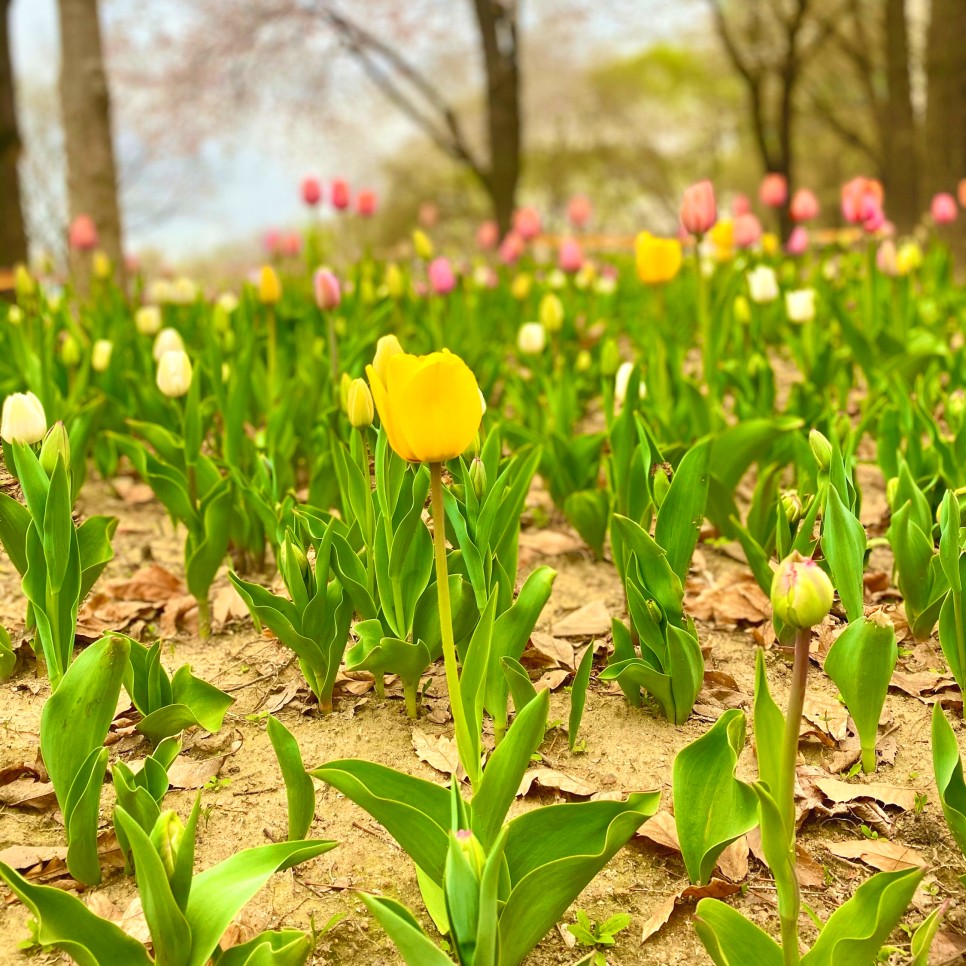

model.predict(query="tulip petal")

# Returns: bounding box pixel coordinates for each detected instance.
[366,363,417,462]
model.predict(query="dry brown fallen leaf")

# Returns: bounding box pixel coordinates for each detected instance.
[814,778,918,812]
[518,529,584,557]
[112,477,157,506]
[636,810,680,851]
[412,731,465,781]
[553,600,612,638]
[891,669,959,704]
[685,574,771,627]
[640,879,741,943]
[527,632,576,670]
[931,930,966,966]
[827,839,926,872]
[211,583,252,632]
[0,778,56,810]
[802,695,850,743]
[516,768,596,798]
[167,736,241,789]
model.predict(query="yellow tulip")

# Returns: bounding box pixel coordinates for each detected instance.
[366,343,483,463]
[709,220,734,261]
[896,241,922,275]
[511,273,532,300]
[761,233,779,256]
[92,250,112,280]
[412,229,434,261]
[635,232,682,284]
[258,265,281,304]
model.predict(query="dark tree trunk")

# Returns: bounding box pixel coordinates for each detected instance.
[58,0,124,278]
[0,0,27,274]
[882,0,918,233]
[473,0,521,237]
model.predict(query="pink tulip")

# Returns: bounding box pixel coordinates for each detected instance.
[733,213,762,249]
[499,231,524,265]
[264,229,281,254]
[931,192,958,224]
[476,220,499,251]
[514,207,541,241]
[419,201,439,228]
[69,214,98,252]
[331,179,350,210]
[841,177,884,224]
[558,238,583,273]
[863,205,886,233]
[313,268,341,310]
[876,240,898,276]
[302,177,322,206]
[679,181,717,236]
[731,193,751,217]
[790,189,819,222]
[357,190,377,217]
[759,173,788,208]
[786,226,809,255]
[428,256,456,295]
[281,232,301,256]
[124,253,140,274]
[567,195,593,229]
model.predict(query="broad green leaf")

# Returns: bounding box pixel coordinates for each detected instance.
[568,642,594,752]
[563,488,610,560]
[673,709,758,884]
[0,489,31,575]
[655,438,710,584]
[500,657,538,720]
[212,930,313,966]
[267,715,315,840]
[938,572,966,691]
[821,485,866,622]
[753,650,785,800]
[359,894,454,966]
[911,902,946,966]
[931,703,966,857]
[693,897,783,966]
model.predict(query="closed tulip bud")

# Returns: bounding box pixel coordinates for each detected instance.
[384,263,405,299]
[841,177,884,225]
[153,327,185,361]
[517,321,546,355]
[339,371,353,412]
[786,226,809,255]
[539,293,565,332]
[499,231,524,265]
[574,262,596,289]
[896,241,922,275]
[511,273,533,300]
[150,811,186,881]
[1,391,46,445]
[92,339,113,373]
[759,173,788,208]
[331,179,350,210]
[279,536,310,586]
[469,457,487,500]
[356,189,377,217]
[136,305,162,336]
[886,476,899,509]
[790,188,819,222]
[14,264,34,300]
[558,238,583,273]
[652,467,671,509]
[781,491,803,524]
[313,268,341,311]
[732,193,751,216]
[412,229,434,261]
[876,240,898,276]
[809,429,832,472]
[513,207,541,241]
[931,192,958,225]
[92,251,111,280]
[596,274,617,296]
[68,214,98,252]
[7,306,23,325]
[428,256,456,295]
[733,294,751,323]
[347,378,374,429]
[761,233,780,256]
[679,180,717,236]
[615,361,645,405]
[747,266,779,304]
[476,220,499,251]
[281,233,301,257]
[567,194,593,229]
[770,551,834,629]
[60,334,81,367]
[372,335,404,385]
[785,288,817,322]
[948,390,966,423]
[635,232,683,284]
[733,214,762,249]
[600,338,620,376]
[453,828,486,879]
[156,350,193,398]
[575,349,592,372]
[258,265,281,304]
[709,219,734,261]
[39,421,70,474]
[301,176,321,206]
[172,277,198,304]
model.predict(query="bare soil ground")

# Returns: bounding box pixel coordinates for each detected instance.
[0,468,964,965]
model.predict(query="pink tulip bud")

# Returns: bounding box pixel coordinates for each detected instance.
[759,173,787,208]
[786,226,809,255]
[567,195,593,229]
[863,204,885,234]
[69,214,98,252]
[513,207,541,241]
[841,177,884,225]
[931,192,958,225]
[281,232,301,256]
[558,238,583,273]
[302,177,322,206]
[790,188,819,222]
[679,181,717,236]
[313,268,341,310]
[419,201,439,228]
[477,220,499,251]
[357,189,377,217]
[733,213,762,249]
[264,229,281,254]
[331,179,350,211]
[731,193,751,217]
[876,239,898,276]
[428,256,456,295]
[499,231,524,265]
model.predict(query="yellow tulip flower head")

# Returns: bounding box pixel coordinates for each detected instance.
[366,341,483,464]
[412,229,434,261]
[709,219,734,261]
[258,265,282,304]
[761,232,780,257]
[635,232,682,285]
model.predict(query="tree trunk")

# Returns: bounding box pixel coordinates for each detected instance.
[58,0,124,278]
[882,0,918,233]
[0,0,27,275]
[472,0,521,237]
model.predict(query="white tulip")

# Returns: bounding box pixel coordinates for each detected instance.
[147,278,175,304]
[1,391,47,444]
[614,361,646,405]
[7,306,23,326]
[136,305,162,336]
[171,277,198,304]
[747,266,779,304]
[153,327,185,362]
[156,350,193,398]
[785,288,817,323]
[216,292,239,314]
[517,322,546,355]
[92,339,113,373]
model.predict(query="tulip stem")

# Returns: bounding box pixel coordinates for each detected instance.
[694,247,718,427]
[430,461,479,787]
[267,308,278,405]
[326,311,339,386]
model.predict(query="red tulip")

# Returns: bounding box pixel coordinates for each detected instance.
[357,190,377,217]
[931,192,958,224]
[679,181,717,236]
[331,179,350,210]
[841,177,883,225]
[789,189,819,222]
[476,220,499,251]
[302,177,322,206]
[69,214,98,252]
[759,173,788,208]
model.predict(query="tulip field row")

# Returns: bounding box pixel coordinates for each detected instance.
[0,175,965,965]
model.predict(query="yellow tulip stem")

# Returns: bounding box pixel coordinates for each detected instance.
[430,460,479,787]
[267,307,278,407]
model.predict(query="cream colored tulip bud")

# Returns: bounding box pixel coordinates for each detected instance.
[153,327,185,361]
[150,811,186,881]
[1,391,47,445]
[40,421,70,474]
[136,305,162,337]
[539,293,564,333]
[809,430,832,472]
[770,551,834,629]
[347,378,374,430]
[517,322,546,355]
[156,350,193,398]
[92,339,113,373]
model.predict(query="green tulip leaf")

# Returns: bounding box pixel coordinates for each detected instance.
[821,485,866,623]
[568,641,595,752]
[267,715,315,841]
[693,897,783,966]
[931,703,966,857]
[212,929,313,966]
[359,894,455,966]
